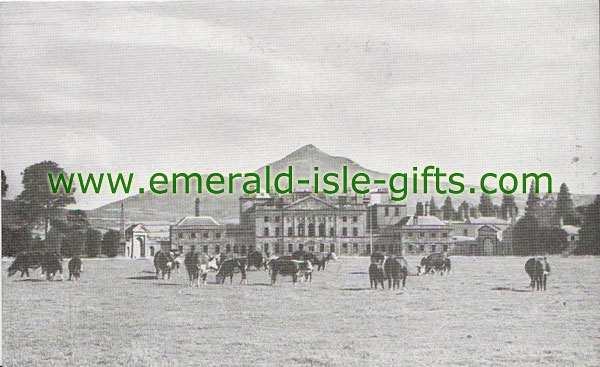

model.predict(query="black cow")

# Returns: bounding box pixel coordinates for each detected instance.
[525,257,550,291]
[246,251,265,271]
[68,256,82,281]
[311,252,337,271]
[419,253,449,275]
[270,259,301,285]
[8,251,44,278]
[370,252,385,265]
[215,258,247,285]
[369,263,385,289]
[184,249,201,286]
[383,256,408,290]
[41,251,63,281]
[154,251,175,280]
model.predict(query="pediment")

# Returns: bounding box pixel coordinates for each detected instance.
[285,196,337,211]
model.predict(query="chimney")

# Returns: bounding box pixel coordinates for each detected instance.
[509,207,516,226]
[414,216,419,226]
[424,202,429,216]
[119,202,125,246]
[195,198,200,217]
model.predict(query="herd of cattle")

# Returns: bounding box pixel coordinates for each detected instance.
[6,248,551,291]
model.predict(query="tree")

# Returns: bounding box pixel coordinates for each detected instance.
[441,196,455,220]
[2,226,33,256]
[16,161,75,237]
[415,202,424,216]
[500,194,519,220]
[513,215,540,255]
[102,229,121,257]
[429,197,440,218]
[85,228,103,257]
[556,183,581,225]
[478,194,495,217]
[576,195,600,255]
[524,181,541,217]
[1,170,8,198]
[457,201,470,220]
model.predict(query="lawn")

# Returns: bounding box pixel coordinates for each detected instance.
[2,255,599,367]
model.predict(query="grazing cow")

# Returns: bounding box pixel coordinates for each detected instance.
[419,253,449,275]
[171,251,183,273]
[442,258,451,274]
[246,251,265,271]
[215,258,247,285]
[270,259,302,285]
[41,251,63,281]
[154,251,174,280]
[312,252,337,271]
[369,263,385,289]
[184,248,201,286]
[7,251,45,278]
[68,256,82,281]
[525,257,550,291]
[382,256,408,290]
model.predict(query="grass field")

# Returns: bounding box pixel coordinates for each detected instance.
[2,255,599,367]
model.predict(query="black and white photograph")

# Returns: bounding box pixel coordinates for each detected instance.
[1,2,599,366]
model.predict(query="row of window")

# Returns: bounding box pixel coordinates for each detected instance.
[405,232,449,238]
[406,244,449,252]
[264,216,360,223]
[263,225,360,237]
[176,231,221,239]
[384,207,402,216]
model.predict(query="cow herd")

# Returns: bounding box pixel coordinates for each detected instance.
[6,249,552,292]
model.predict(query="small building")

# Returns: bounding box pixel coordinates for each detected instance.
[124,224,156,259]
[396,216,453,255]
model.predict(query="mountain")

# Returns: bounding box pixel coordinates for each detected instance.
[87,144,596,230]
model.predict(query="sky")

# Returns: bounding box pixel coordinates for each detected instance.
[1,1,598,209]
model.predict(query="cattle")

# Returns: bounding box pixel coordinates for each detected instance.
[525,257,550,291]
[296,260,313,282]
[7,251,44,278]
[215,258,247,285]
[269,259,302,285]
[370,252,385,265]
[311,252,337,271]
[382,256,408,290]
[41,251,63,281]
[171,251,183,273]
[184,248,201,286]
[246,251,265,271]
[154,251,175,280]
[68,256,82,281]
[419,253,450,275]
[369,263,385,289]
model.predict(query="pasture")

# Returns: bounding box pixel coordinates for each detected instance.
[3,256,599,367]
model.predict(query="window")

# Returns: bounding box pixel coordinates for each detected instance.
[353,243,358,253]
[374,245,379,252]
[178,233,183,239]
[249,245,255,253]
[342,216,347,222]
[408,232,413,237]
[309,245,314,252]
[442,233,448,238]
[342,227,348,236]
[408,245,413,252]
[275,216,280,222]
[330,243,335,253]
[240,245,246,255]
[463,229,468,236]
[264,216,269,222]
[226,244,231,253]
[366,244,371,253]
[179,245,183,253]
[288,227,293,236]
[264,227,269,236]
[342,243,348,254]
[320,243,325,252]
[264,243,269,253]
[571,236,575,241]
[203,245,208,254]
[274,244,280,254]
[353,227,359,236]
[215,245,220,253]
[203,232,209,239]
[298,224,305,236]
[329,227,335,237]
[420,232,425,237]
[443,244,448,251]
[431,245,437,252]
[288,243,293,253]
[150,246,155,256]
[385,207,389,216]
[191,232,196,239]
[275,227,280,236]
[353,216,358,223]
[215,232,221,239]
[299,244,304,251]
[319,223,326,237]
[233,245,239,254]
[431,233,437,238]
[419,244,425,251]
[308,223,315,236]
[395,207,400,216]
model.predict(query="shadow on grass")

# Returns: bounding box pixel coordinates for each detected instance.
[156,283,180,287]
[126,275,157,281]
[348,271,368,275]
[492,286,532,293]
[248,283,272,287]
[14,278,46,282]
[341,287,372,291]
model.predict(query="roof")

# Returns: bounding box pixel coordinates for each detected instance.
[397,215,448,228]
[452,236,477,242]
[561,225,580,235]
[173,216,220,228]
[467,217,509,225]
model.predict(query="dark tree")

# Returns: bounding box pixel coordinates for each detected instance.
[1,170,8,198]
[441,196,455,221]
[85,228,103,257]
[102,229,121,257]
[500,193,519,220]
[429,197,440,218]
[2,226,33,256]
[513,215,541,256]
[457,200,470,220]
[415,202,424,216]
[576,195,600,255]
[478,194,495,217]
[556,183,581,225]
[524,181,541,217]
[16,161,75,237]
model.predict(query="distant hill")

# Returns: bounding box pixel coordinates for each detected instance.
[87,144,597,230]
